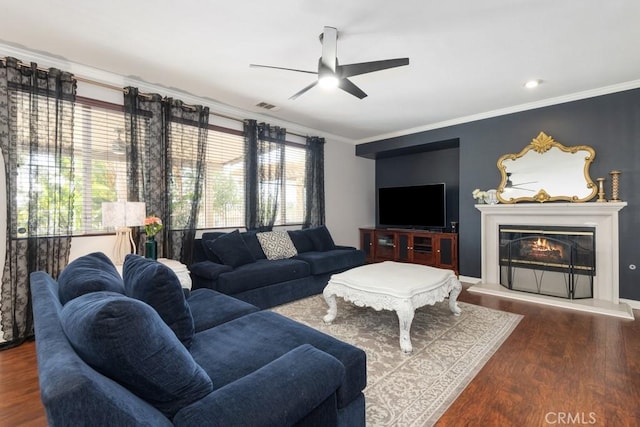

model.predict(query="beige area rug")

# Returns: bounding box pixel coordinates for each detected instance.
[271,295,522,427]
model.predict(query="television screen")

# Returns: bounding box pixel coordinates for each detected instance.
[378,183,446,229]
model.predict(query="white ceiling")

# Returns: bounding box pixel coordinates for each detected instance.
[2,0,640,143]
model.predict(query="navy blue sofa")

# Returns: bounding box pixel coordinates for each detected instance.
[31,252,366,426]
[190,226,366,309]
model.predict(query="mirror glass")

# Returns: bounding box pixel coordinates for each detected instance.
[497,132,597,203]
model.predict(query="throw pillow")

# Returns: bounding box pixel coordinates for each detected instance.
[287,229,315,253]
[306,225,337,252]
[204,230,255,268]
[60,292,213,418]
[123,254,195,347]
[241,230,267,260]
[257,231,298,260]
[58,252,124,305]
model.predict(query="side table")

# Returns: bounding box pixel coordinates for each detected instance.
[157,258,192,290]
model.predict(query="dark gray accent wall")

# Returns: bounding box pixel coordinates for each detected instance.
[357,88,640,301]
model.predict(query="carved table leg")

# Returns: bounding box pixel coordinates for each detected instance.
[396,302,416,353]
[323,286,338,324]
[449,279,462,316]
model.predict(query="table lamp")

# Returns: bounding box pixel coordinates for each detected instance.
[102,201,146,264]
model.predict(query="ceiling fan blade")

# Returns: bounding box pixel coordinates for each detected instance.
[339,78,367,99]
[511,186,536,192]
[250,64,317,75]
[289,81,318,100]
[339,58,409,78]
[512,181,538,186]
[320,26,338,72]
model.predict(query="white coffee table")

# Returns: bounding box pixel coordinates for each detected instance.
[323,261,462,353]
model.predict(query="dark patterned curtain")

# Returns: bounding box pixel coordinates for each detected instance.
[0,57,76,349]
[304,136,325,227]
[124,88,208,264]
[164,98,208,264]
[124,87,164,255]
[244,120,286,230]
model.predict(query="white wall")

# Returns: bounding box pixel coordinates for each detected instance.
[324,138,375,248]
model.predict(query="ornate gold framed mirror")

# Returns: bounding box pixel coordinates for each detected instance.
[496,132,597,203]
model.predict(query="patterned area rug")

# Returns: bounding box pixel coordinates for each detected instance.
[271,295,522,427]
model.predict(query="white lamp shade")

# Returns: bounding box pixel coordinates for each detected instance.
[102,201,146,228]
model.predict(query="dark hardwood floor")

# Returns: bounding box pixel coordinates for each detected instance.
[1,285,639,426]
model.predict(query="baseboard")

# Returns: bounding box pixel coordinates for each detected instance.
[458,275,481,285]
[620,298,640,311]
[468,282,634,320]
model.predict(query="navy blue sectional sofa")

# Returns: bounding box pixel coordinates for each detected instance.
[31,252,367,426]
[190,226,366,309]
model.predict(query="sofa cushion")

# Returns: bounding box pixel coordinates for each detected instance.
[287,229,316,253]
[306,225,336,251]
[189,310,366,411]
[217,259,310,295]
[187,288,259,332]
[58,252,124,305]
[240,230,266,260]
[199,232,225,263]
[189,261,233,280]
[257,231,298,260]
[205,230,255,268]
[60,291,213,418]
[123,254,195,347]
[294,249,366,275]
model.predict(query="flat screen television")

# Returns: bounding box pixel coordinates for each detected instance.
[378,183,446,229]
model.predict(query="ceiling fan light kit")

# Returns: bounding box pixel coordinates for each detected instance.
[250,26,409,100]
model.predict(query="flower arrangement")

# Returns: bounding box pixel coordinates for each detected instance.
[472,189,498,204]
[472,189,488,203]
[144,216,163,238]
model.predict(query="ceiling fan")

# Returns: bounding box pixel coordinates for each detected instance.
[505,172,537,192]
[250,26,409,100]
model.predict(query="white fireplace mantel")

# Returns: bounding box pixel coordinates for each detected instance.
[470,202,633,319]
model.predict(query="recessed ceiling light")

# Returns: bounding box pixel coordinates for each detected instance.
[524,79,543,89]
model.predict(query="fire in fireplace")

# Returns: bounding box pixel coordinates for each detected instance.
[499,225,595,299]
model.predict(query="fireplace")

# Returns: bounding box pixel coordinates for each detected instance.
[499,225,595,299]
[471,202,633,319]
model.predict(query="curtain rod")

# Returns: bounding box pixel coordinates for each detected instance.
[3,56,309,139]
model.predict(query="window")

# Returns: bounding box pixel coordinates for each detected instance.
[197,127,245,229]
[14,89,311,235]
[13,91,76,237]
[14,94,131,236]
[278,143,306,225]
[198,129,308,229]
[73,98,128,234]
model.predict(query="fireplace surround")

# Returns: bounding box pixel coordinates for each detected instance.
[471,202,632,319]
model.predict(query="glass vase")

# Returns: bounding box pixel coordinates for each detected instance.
[145,236,158,260]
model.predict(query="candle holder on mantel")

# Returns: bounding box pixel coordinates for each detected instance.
[610,170,622,201]
[596,177,607,202]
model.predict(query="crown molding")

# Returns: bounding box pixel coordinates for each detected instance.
[355,79,640,145]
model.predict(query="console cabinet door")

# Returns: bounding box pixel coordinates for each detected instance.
[374,231,396,261]
[360,229,375,263]
[412,234,435,265]
[435,233,458,274]
[396,232,412,262]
